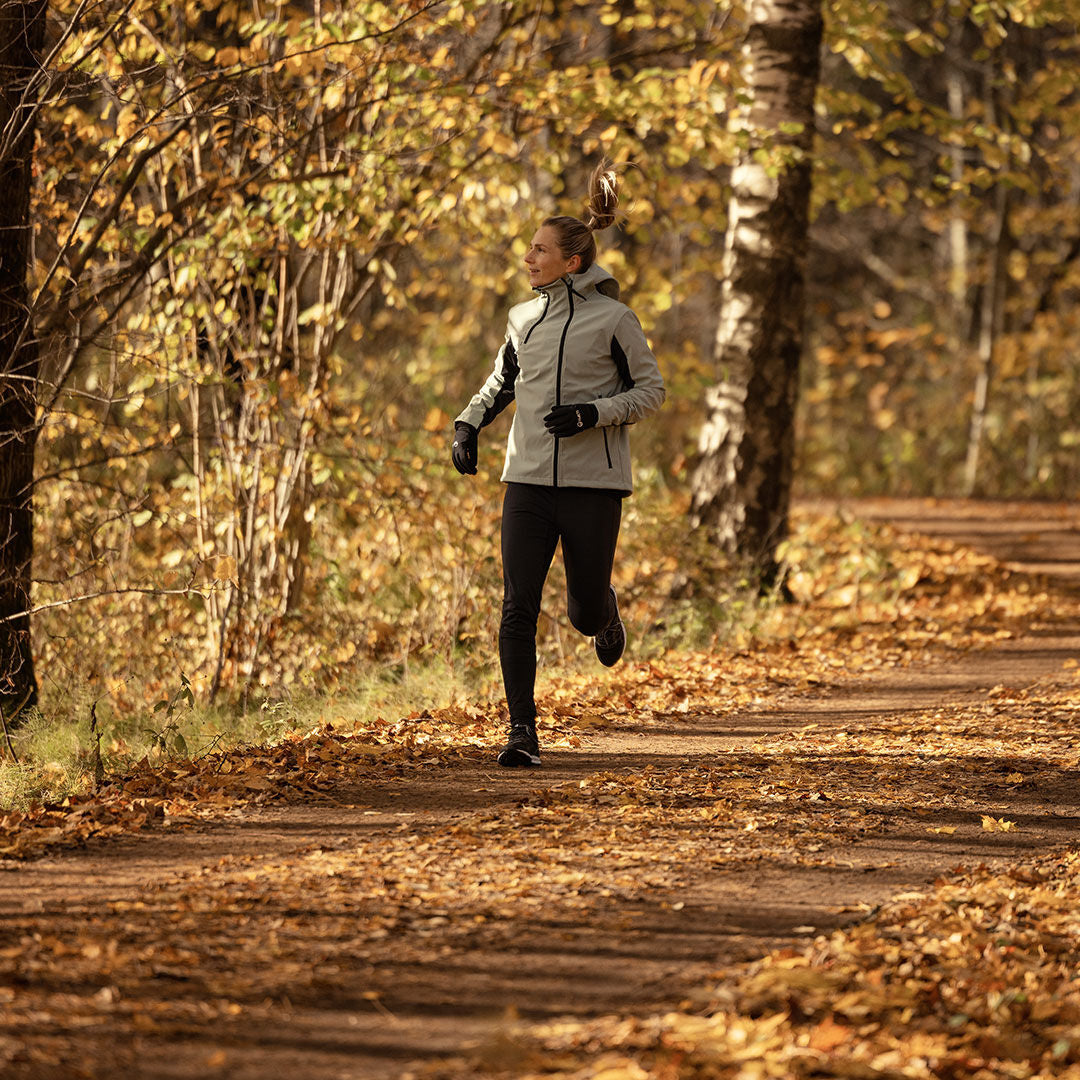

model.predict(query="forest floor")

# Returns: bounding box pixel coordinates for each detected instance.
[3,498,1080,1080]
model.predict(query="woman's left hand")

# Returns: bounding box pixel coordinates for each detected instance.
[543,403,599,437]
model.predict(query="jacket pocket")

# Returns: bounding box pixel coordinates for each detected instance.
[602,428,613,469]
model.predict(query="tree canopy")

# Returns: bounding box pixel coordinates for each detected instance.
[15,0,1080,711]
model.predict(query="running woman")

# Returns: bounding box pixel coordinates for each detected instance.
[451,161,665,767]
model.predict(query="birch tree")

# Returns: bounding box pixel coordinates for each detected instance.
[689,0,823,584]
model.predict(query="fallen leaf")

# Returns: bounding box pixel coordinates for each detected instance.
[809,1014,853,1052]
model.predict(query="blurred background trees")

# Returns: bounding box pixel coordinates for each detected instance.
[804,0,1080,499]
[9,0,1080,719]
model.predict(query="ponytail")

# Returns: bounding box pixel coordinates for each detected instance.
[585,158,620,231]
[543,159,622,273]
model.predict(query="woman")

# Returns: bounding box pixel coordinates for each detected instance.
[451,162,665,767]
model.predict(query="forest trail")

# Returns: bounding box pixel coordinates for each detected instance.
[3,499,1080,1080]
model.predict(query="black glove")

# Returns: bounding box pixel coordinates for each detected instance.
[451,422,478,475]
[543,403,599,438]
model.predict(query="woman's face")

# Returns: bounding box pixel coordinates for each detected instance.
[524,225,580,288]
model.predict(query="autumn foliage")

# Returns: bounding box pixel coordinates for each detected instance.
[17,0,1080,713]
[7,1,1080,1071]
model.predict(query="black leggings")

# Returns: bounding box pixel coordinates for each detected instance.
[499,482,622,725]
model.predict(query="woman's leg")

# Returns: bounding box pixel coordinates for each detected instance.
[499,483,559,725]
[558,488,622,636]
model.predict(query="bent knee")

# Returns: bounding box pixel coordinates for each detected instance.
[569,608,608,636]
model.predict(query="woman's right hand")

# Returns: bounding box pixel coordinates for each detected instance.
[451,422,478,475]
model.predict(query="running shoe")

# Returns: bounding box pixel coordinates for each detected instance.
[594,585,626,667]
[497,723,541,767]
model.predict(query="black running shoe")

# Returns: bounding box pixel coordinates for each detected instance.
[497,724,541,767]
[594,586,626,667]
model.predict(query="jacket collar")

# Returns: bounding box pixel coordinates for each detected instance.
[533,262,618,301]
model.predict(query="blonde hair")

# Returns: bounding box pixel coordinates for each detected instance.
[542,159,621,273]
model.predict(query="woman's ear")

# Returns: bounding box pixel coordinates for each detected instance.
[566,253,582,275]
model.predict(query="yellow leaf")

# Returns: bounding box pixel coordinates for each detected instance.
[212,557,237,583]
[423,406,447,433]
[323,83,343,110]
[115,105,140,141]
[981,815,1017,832]
[928,825,957,835]
[575,713,607,729]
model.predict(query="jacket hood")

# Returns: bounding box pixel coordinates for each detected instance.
[539,262,620,301]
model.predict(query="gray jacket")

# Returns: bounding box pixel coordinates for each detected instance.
[456,263,665,495]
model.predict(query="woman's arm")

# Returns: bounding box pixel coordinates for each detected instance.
[592,309,666,426]
[455,336,521,431]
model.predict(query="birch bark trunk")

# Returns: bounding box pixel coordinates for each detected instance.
[946,65,969,342]
[963,184,1010,497]
[689,0,822,585]
[962,58,1012,499]
[0,1,47,718]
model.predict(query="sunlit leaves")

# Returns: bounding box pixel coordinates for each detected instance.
[494,850,1080,1079]
[27,0,742,705]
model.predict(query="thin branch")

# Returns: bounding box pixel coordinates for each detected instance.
[0,701,18,763]
[0,585,224,625]
[0,0,137,165]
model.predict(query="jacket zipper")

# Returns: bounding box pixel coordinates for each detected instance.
[522,292,550,345]
[552,278,575,486]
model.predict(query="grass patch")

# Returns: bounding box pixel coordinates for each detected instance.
[0,650,510,812]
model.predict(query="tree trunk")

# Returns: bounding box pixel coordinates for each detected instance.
[963,183,1010,497]
[0,1,46,718]
[689,0,823,585]
[946,64,969,342]
[963,56,1012,499]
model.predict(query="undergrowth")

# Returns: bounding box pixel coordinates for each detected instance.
[0,491,1032,810]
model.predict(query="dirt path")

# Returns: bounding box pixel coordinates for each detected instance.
[3,499,1080,1080]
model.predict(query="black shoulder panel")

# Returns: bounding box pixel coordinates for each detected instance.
[611,334,635,388]
[480,340,520,428]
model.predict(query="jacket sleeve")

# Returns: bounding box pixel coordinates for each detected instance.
[592,309,666,427]
[455,332,520,430]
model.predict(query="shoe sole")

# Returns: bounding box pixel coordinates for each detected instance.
[497,748,541,767]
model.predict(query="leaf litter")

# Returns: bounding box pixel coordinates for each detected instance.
[451,849,1080,1080]
[2,508,1080,1077]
